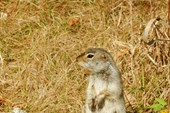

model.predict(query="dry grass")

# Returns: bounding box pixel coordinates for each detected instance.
[0,0,169,112]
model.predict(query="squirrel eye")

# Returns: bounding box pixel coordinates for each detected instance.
[87,54,94,58]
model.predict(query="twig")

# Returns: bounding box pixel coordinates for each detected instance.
[146,54,158,66]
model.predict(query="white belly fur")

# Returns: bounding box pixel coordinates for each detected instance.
[86,75,126,113]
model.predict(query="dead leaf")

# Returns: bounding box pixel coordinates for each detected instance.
[67,17,80,26]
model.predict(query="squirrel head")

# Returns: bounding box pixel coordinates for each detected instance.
[76,48,113,75]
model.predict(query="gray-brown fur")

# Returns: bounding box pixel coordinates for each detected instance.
[77,48,126,113]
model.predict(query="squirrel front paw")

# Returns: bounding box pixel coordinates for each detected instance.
[88,96,105,112]
[88,98,96,112]
[95,95,105,110]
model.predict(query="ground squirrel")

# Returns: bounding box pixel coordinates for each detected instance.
[76,48,126,113]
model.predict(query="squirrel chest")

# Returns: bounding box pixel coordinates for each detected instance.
[88,75,107,94]
[87,74,118,95]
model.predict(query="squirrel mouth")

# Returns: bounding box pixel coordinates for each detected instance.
[83,69,91,75]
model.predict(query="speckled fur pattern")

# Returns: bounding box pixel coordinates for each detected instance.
[77,48,126,113]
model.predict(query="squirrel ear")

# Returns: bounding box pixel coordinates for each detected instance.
[101,54,107,60]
